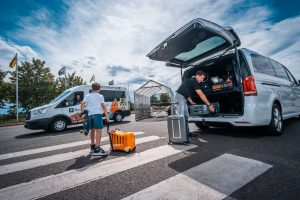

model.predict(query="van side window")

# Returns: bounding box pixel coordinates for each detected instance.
[60,91,84,107]
[100,90,126,102]
[251,54,276,77]
[284,67,297,85]
[269,59,289,81]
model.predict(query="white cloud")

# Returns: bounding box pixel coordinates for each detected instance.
[239,16,300,78]
[0,38,38,71]
[1,0,300,92]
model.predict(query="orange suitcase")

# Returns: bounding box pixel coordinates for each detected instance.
[107,124,136,152]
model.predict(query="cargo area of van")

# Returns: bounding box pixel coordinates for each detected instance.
[185,52,249,116]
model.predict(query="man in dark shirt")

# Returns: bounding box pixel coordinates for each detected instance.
[175,70,214,135]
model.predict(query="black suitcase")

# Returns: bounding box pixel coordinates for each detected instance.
[189,102,220,116]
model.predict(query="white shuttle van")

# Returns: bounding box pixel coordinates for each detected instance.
[147,18,300,135]
[24,85,131,132]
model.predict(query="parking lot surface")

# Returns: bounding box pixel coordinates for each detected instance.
[0,115,299,200]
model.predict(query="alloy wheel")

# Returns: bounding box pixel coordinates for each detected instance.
[54,120,66,131]
[273,107,282,132]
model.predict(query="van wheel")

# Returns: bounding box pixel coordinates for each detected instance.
[194,122,210,130]
[268,104,284,136]
[50,118,67,132]
[114,112,123,123]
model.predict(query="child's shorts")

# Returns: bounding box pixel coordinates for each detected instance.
[89,114,103,129]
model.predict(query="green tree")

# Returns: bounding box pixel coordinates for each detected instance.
[150,95,159,104]
[8,58,57,111]
[160,93,171,103]
[56,71,86,94]
[0,69,9,107]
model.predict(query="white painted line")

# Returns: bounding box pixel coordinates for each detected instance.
[198,138,208,143]
[0,131,145,161]
[123,153,272,200]
[0,144,197,200]
[0,135,156,176]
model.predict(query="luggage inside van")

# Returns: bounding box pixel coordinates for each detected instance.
[187,53,246,116]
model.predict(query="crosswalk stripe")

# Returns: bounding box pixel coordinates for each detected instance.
[0,135,157,176]
[0,144,197,200]
[122,153,272,200]
[0,131,145,161]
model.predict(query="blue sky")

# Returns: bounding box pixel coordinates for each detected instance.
[0,0,299,90]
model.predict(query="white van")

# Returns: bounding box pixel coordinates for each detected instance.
[147,18,300,135]
[24,85,131,132]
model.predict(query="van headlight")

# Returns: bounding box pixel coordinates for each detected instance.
[32,106,50,116]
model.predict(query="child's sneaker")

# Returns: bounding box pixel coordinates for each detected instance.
[89,144,96,154]
[92,147,108,156]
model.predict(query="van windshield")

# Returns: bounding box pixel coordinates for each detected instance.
[50,91,71,104]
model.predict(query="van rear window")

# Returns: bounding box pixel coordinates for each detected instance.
[175,36,226,61]
[100,90,125,102]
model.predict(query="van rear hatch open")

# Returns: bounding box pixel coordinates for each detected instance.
[147,18,241,66]
[147,18,247,117]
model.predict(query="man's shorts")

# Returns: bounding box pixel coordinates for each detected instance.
[88,114,103,129]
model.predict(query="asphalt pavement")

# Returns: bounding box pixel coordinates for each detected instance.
[0,115,299,200]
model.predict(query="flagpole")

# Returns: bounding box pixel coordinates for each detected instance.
[16,53,19,123]
[64,66,67,90]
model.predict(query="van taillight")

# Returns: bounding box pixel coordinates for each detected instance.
[243,75,257,96]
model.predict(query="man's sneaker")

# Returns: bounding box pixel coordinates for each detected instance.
[92,147,108,156]
[89,144,96,154]
[83,130,89,136]
[188,132,198,137]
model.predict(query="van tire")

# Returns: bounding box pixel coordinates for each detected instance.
[114,112,123,123]
[194,122,210,130]
[50,117,67,132]
[268,104,284,136]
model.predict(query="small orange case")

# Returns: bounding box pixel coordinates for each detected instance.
[109,130,136,152]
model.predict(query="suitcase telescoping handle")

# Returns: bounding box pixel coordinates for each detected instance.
[107,121,110,134]
[106,121,114,152]
[170,102,179,117]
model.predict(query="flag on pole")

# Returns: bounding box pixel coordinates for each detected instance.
[58,66,66,76]
[9,53,17,68]
[90,74,95,83]
[108,80,114,85]
[9,53,19,122]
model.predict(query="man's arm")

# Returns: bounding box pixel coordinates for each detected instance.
[195,89,210,105]
[80,101,86,113]
[101,103,110,122]
[195,89,214,112]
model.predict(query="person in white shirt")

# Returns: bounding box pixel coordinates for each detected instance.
[81,83,110,156]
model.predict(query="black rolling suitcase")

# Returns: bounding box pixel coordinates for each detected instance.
[167,104,189,145]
